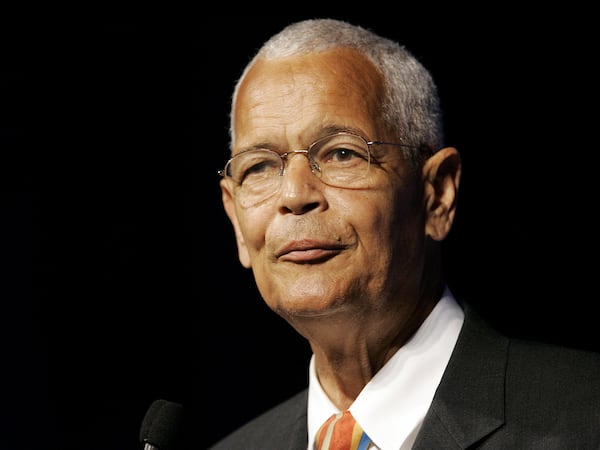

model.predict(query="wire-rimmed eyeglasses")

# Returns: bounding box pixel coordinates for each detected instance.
[217,131,417,207]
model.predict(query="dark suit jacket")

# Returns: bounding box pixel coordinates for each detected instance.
[208,304,600,449]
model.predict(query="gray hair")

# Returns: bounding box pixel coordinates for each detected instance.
[230,18,444,167]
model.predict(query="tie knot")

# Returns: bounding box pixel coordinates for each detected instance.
[314,410,372,450]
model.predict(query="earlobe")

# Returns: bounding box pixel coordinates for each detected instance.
[221,179,252,268]
[423,147,461,241]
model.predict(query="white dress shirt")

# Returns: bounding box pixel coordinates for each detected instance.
[307,286,465,450]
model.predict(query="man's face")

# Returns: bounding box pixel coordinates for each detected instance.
[221,48,427,324]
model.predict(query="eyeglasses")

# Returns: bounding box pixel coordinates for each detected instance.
[217,131,416,207]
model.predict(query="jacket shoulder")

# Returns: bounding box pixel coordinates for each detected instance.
[506,338,600,398]
[207,389,308,450]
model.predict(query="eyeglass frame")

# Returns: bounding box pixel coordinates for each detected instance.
[217,131,426,185]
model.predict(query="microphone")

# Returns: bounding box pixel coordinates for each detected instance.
[139,399,183,450]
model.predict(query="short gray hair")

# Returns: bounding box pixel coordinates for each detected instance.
[230,18,444,167]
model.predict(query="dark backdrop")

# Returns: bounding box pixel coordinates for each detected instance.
[6,12,598,450]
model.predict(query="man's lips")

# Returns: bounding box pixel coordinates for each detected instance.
[275,240,345,263]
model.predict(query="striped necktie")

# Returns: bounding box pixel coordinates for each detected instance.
[314,410,372,450]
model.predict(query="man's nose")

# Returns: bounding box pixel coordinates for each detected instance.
[277,151,325,214]
[280,150,316,177]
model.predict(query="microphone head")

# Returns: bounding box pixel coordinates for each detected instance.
[140,399,183,450]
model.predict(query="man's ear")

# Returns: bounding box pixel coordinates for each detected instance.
[220,179,251,268]
[422,147,461,241]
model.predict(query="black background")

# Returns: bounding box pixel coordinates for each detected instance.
[4,12,600,450]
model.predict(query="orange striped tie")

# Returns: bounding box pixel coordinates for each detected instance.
[314,410,372,450]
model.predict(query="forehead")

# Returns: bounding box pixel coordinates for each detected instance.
[233,48,386,147]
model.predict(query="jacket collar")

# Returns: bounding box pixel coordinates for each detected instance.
[412,303,508,449]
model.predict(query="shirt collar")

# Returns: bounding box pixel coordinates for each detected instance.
[307,287,464,450]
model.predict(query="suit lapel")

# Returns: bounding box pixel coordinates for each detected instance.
[272,390,309,450]
[413,304,508,449]
[282,400,309,450]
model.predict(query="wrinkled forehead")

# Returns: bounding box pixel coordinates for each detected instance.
[232,48,387,149]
